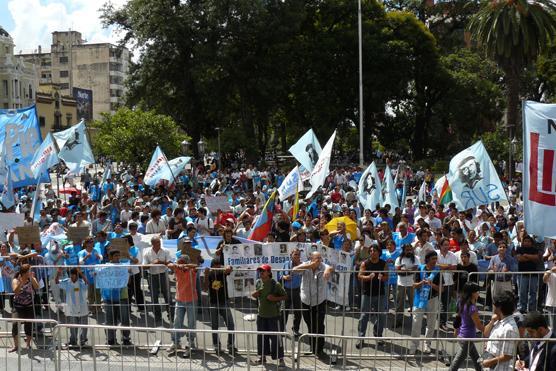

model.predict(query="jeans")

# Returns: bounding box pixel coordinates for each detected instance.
[256,316,284,360]
[410,296,439,350]
[439,284,453,325]
[210,306,235,346]
[396,285,414,324]
[280,287,302,333]
[67,315,88,344]
[449,340,482,371]
[172,301,197,345]
[518,274,539,312]
[149,272,173,319]
[302,301,326,354]
[358,294,386,337]
[546,306,556,330]
[104,300,130,343]
[128,272,145,309]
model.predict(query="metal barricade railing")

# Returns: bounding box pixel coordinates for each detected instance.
[53,323,291,371]
[0,317,60,371]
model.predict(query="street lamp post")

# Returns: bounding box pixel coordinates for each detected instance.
[197,139,206,167]
[509,137,517,183]
[214,127,222,170]
[358,0,364,167]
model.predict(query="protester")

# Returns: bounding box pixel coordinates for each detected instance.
[449,282,484,371]
[57,268,89,347]
[10,264,39,352]
[142,235,173,322]
[278,248,303,338]
[292,251,334,357]
[252,264,287,368]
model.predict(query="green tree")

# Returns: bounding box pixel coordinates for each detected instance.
[91,108,188,167]
[468,0,556,139]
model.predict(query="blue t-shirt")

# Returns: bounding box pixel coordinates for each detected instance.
[381,249,401,285]
[78,249,102,282]
[331,234,346,250]
[64,245,81,266]
[120,246,139,265]
[94,241,110,258]
[392,232,416,250]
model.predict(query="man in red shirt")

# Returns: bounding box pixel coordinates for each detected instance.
[167,255,198,353]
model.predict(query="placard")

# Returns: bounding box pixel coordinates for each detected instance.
[178,240,202,264]
[95,265,129,289]
[67,227,90,243]
[15,226,41,247]
[205,195,232,213]
[109,238,129,258]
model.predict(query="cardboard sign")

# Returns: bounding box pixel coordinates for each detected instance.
[178,240,201,265]
[15,226,41,247]
[67,227,90,243]
[109,238,129,258]
[205,195,231,213]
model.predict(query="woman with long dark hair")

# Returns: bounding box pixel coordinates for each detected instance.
[10,264,39,352]
[449,282,484,371]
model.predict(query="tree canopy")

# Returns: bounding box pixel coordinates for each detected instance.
[100,0,550,164]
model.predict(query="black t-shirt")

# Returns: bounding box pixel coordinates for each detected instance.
[516,245,541,271]
[455,263,479,290]
[360,258,387,297]
[207,270,229,304]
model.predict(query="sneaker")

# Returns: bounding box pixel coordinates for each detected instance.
[278,359,287,369]
[122,339,133,346]
[376,340,385,347]
[253,357,266,365]
[345,306,351,311]
[106,340,119,346]
[189,340,197,350]
[355,340,364,349]
[227,344,238,354]
[79,340,88,347]
[63,342,77,349]
[167,343,178,353]
[423,344,432,354]
[293,330,302,339]
[333,305,341,310]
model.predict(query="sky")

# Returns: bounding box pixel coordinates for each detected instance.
[0,0,128,54]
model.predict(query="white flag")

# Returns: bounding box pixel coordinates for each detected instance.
[523,101,556,238]
[306,130,336,199]
[357,162,382,211]
[417,180,427,203]
[382,165,399,209]
[446,140,507,210]
[30,133,59,179]
[144,146,173,187]
[278,166,302,201]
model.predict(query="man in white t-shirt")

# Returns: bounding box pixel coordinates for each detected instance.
[454,240,478,266]
[436,237,457,330]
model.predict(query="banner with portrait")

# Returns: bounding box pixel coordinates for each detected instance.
[221,242,353,305]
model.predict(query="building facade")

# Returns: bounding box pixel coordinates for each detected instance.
[0,27,39,110]
[20,30,130,120]
[35,83,78,138]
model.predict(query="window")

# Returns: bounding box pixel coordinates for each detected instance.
[110,75,123,84]
[29,85,33,99]
[66,113,73,126]
[2,80,7,97]
[110,89,123,98]
[109,62,122,72]
[59,56,68,64]
[39,116,46,127]
[59,83,69,90]
[54,113,61,129]
[41,60,51,67]
[59,70,69,78]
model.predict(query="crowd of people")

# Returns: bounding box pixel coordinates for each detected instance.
[0,160,555,370]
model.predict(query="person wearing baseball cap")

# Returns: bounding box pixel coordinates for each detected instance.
[252,264,287,368]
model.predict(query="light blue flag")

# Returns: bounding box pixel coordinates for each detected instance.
[30,133,59,179]
[31,179,42,222]
[0,105,50,188]
[278,166,302,201]
[447,140,507,210]
[288,129,322,172]
[54,121,95,169]
[382,165,399,209]
[0,138,15,209]
[144,146,173,187]
[168,156,191,176]
[357,162,383,211]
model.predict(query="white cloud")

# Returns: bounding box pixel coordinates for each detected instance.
[7,0,128,54]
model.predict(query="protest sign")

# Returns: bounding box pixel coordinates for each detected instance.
[15,226,41,247]
[0,212,25,242]
[205,195,232,213]
[67,227,90,243]
[110,238,129,258]
[94,265,129,289]
[178,240,202,264]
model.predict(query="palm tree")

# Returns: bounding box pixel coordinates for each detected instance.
[468,0,556,137]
